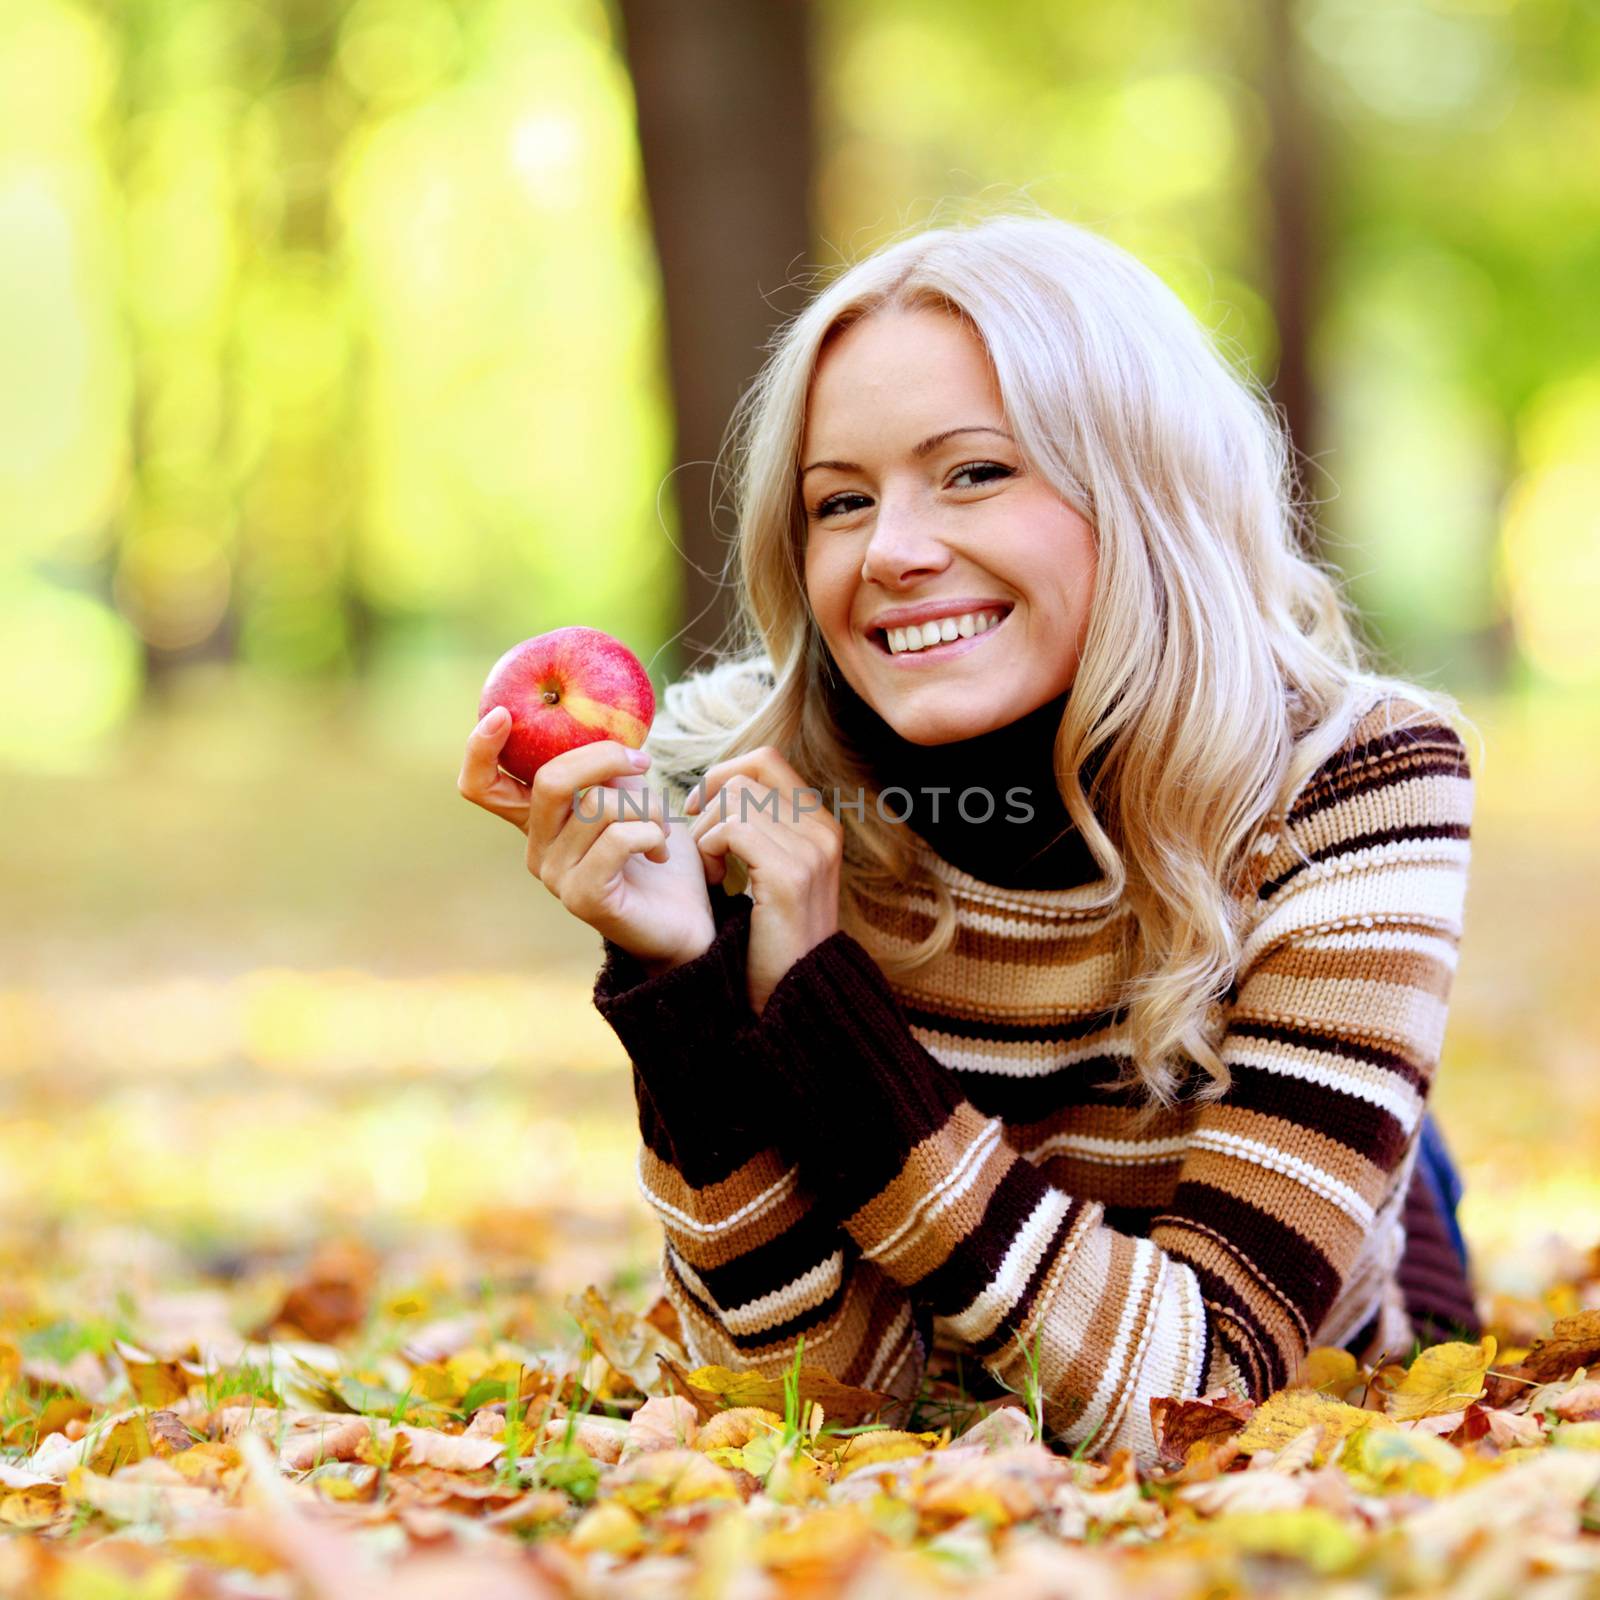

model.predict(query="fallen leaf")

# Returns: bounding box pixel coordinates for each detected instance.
[1235,1391,1392,1458]
[116,1342,190,1410]
[1290,1347,1361,1396]
[624,1394,700,1454]
[1483,1310,1600,1407]
[656,1353,896,1427]
[567,1285,688,1395]
[1149,1395,1251,1465]
[1207,1507,1362,1575]
[1387,1337,1496,1421]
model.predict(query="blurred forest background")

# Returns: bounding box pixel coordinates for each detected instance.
[2,0,1599,1307]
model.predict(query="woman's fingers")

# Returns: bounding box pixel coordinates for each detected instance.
[533,772,668,886]
[527,742,653,857]
[457,706,532,828]
[686,746,815,824]
[554,818,670,918]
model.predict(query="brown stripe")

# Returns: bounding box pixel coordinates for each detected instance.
[1246,941,1455,1002]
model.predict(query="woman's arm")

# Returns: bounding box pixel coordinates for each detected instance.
[592,885,925,1405]
[750,708,1475,1467]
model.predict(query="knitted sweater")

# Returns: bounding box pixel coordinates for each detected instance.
[592,687,1474,1467]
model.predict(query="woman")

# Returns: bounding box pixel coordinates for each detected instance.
[458,211,1480,1467]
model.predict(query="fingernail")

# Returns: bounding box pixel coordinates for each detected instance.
[629,749,651,770]
[482,706,507,727]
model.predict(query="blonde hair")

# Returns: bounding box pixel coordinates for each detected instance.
[645,205,1471,1114]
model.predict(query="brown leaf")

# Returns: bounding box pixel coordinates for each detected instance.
[567,1285,688,1395]
[642,1295,684,1347]
[147,1409,197,1455]
[1149,1395,1252,1465]
[116,1342,190,1410]
[254,1239,378,1343]
[1483,1309,1600,1407]
[655,1353,896,1428]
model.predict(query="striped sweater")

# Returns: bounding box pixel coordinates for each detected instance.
[593,693,1474,1467]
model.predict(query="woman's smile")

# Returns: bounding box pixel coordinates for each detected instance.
[867,605,1014,664]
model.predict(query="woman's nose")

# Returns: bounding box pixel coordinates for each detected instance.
[859,499,952,587]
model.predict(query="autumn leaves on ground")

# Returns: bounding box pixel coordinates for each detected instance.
[5,690,1600,1596]
[2,1214,1600,1598]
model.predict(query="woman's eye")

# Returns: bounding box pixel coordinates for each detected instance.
[949,462,1014,490]
[810,462,1013,520]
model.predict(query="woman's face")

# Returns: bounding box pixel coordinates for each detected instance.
[800,307,1098,746]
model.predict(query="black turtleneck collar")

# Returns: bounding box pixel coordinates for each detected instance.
[828,673,1103,890]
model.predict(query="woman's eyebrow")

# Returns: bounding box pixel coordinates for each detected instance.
[800,425,1015,478]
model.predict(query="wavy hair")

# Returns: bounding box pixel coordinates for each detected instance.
[644,205,1471,1114]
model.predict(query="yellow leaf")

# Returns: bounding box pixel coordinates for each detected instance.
[1235,1391,1393,1458]
[658,1355,894,1427]
[567,1285,688,1395]
[1209,1508,1363,1574]
[116,1341,189,1409]
[695,1407,784,1453]
[1342,1425,1465,1496]
[603,1448,742,1514]
[570,1499,646,1555]
[1388,1337,1496,1421]
[85,1413,155,1475]
[0,1485,62,1529]
[832,1429,940,1478]
[1292,1347,1360,1396]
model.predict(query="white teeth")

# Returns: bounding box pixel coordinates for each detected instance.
[883,609,1007,654]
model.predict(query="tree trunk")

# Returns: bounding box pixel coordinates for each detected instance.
[1260,0,1328,568]
[616,0,817,678]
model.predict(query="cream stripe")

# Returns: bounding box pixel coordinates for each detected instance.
[1021,1131,1191,1165]
[668,1246,844,1338]
[637,1149,797,1237]
[862,1297,913,1390]
[940,1186,1073,1344]
[1067,1235,1159,1453]
[1187,1130,1376,1227]
[1220,1040,1425,1133]
[862,1117,1005,1267]
[917,1034,1133,1079]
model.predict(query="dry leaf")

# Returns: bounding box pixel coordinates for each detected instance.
[624,1394,700,1454]
[116,1342,190,1410]
[1149,1395,1251,1465]
[694,1407,782,1454]
[1235,1391,1393,1457]
[1483,1310,1600,1407]
[395,1424,507,1471]
[567,1285,688,1395]
[655,1353,895,1427]
[957,1405,1036,1453]
[602,1448,742,1514]
[1387,1337,1496,1421]
[1291,1347,1361,1396]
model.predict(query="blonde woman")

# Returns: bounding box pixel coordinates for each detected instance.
[458,211,1480,1467]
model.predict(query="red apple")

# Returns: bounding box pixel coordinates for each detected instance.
[479,626,656,785]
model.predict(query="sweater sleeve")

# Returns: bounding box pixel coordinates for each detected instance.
[754,702,1474,1466]
[592,887,926,1405]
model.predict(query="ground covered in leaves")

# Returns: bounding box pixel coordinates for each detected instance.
[2,1217,1600,1600]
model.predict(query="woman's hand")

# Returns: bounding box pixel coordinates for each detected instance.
[684,747,842,1016]
[457,707,714,974]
